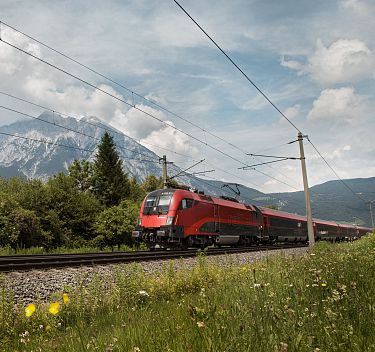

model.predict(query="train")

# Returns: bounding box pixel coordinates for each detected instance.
[132,187,372,250]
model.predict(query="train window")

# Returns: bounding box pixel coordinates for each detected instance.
[179,198,194,209]
[143,194,172,215]
[144,196,157,208]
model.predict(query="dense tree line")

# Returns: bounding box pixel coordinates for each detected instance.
[0,132,166,251]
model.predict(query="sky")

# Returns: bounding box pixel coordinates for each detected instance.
[0,0,374,194]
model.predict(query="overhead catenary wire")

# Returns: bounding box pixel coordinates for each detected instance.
[0,104,254,190]
[0,20,249,156]
[0,35,300,191]
[0,131,159,164]
[0,37,250,167]
[0,22,303,191]
[171,3,372,205]
[0,131,95,153]
[0,105,160,161]
[172,0,302,134]
[306,137,369,203]
[0,91,200,162]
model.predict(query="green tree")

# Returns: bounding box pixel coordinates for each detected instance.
[129,177,145,201]
[93,132,130,206]
[5,208,43,250]
[142,175,163,193]
[68,159,94,192]
[46,173,101,244]
[94,199,139,250]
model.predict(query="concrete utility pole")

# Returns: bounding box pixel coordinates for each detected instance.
[298,132,315,247]
[160,155,168,189]
[368,201,374,230]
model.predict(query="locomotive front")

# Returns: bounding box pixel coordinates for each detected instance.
[132,188,184,249]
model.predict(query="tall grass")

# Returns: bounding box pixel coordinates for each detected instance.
[1,234,375,351]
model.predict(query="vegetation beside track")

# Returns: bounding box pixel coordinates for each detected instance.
[1,234,375,351]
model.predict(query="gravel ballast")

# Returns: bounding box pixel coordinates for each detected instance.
[2,247,309,305]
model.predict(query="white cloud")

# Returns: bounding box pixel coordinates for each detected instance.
[340,0,375,16]
[308,39,374,85]
[327,145,352,160]
[280,104,301,123]
[111,104,167,140]
[307,87,366,122]
[280,56,305,73]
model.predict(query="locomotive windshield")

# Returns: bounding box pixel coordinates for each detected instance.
[143,191,174,215]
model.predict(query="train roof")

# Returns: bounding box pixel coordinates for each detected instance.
[259,207,307,221]
[162,188,258,211]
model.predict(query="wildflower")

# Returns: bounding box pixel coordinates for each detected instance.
[242,266,247,272]
[25,303,36,317]
[138,290,149,297]
[133,347,141,352]
[197,321,206,328]
[279,342,288,352]
[321,283,327,287]
[49,302,60,315]
[253,283,261,288]
[62,293,70,305]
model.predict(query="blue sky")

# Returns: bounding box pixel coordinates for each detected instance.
[0,0,374,193]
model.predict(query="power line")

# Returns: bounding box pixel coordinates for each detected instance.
[0,37,252,167]
[306,137,369,203]
[0,91,199,162]
[0,105,159,161]
[0,131,94,153]
[171,3,372,202]
[0,22,303,191]
[0,103,269,193]
[0,131,159,164]
[172,0,302,133]
[0,20,249,156]
[0,37,300,191]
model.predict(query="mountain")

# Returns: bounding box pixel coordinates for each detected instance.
[0,112,261,197]
[0,112,374,226]
[266,178,375,227]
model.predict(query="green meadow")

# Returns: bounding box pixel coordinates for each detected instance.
[1,234,375,352]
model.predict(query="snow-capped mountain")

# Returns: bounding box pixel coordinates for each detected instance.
[0,111,189,183]
[0,111,245,197]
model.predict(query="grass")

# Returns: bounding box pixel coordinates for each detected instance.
[1,234,375,351]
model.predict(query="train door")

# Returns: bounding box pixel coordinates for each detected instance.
[262,216,268,240]
[214,204,220,233]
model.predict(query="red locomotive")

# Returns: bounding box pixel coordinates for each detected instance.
[132,187,372,249]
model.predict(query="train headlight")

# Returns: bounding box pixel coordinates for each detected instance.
[138,218,142,226]
[166,217,174,225]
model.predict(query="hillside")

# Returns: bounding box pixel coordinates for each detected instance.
[268,178,375,226]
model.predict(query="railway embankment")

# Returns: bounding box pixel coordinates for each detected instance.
[1,235,374,351]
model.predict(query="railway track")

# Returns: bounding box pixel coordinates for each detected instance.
[0,243,308,272]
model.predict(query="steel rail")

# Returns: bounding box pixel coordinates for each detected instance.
[0,244,308,272]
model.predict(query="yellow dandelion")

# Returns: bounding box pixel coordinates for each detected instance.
[25,303,36,317]
[321,283,327,287]
[49,302,60,315]
[62,293,70,305]
[242,266,247,272]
